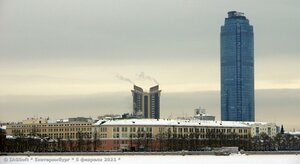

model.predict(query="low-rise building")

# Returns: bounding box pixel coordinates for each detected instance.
[5,116,279,152]
[245,122,278,137]
[93,119,252,151]
[6,117,93,140]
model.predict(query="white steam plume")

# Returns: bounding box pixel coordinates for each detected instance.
[137,72,159,85]
[116,74,135,84]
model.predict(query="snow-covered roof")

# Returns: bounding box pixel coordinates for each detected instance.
[286,132,300,136]
[6,135,16,139]
[56,119,69,123]
[94,119,250,128]
[0,125,6,130]
[195,113,215,117]
[242,122,273,125]
[47,119,69,123]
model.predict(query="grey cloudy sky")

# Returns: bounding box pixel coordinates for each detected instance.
[0,0,299,130]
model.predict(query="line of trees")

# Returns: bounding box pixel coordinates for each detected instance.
[0,131,101,153]
[116,131,300,151]
[1,130,300,152]
[120,130,300,152]
[152,131,300,151]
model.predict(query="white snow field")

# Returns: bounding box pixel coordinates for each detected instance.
[0,155,300,164]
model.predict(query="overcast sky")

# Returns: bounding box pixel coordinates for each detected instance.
[0,0,299,130]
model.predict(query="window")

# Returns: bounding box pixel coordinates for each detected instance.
[113,127,120,132]
[130,127,136,132]
[122,134,128,138]
[173,128,177,133]
[255,127,259,135]
[146,128,152,132]
[122,127,127,132]
[113,133,120,138]
[268,127,271,135]
[159,127,165,132]
[201,128,204,133]
[184,128,188,133]
[178,128,182,133]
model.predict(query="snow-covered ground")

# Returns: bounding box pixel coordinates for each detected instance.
[1,155,299,164]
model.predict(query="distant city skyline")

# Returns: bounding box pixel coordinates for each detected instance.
[0,0,300,130]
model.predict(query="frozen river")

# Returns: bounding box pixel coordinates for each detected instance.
[1,154,300,164]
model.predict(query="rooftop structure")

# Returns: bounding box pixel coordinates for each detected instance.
[194,107,216,121]
[48,117,93,124]
[176,107,215,121]
[22,117,48,124]
[98,114,122,120]
[68,117,93,123]
[228,11,245,17]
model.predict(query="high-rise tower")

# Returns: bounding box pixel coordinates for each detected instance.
[132,85,161,119]
[221,11,255,121]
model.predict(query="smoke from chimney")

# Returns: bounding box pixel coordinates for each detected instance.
[137,72,159,85]
[116,74,135,84]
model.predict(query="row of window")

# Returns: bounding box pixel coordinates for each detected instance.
[112,133,153,139]
[14,132,93,140]
[159,127,248,134]
[98,134,108,138]
[47,132,92,139]
[12,127,91,133]
[113,127,152,133]
[98,127,107,132]
[10,123,92,128]
[112,133,248,139]
[113,140,128,145]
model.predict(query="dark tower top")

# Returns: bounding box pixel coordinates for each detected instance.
[228,11,246,19]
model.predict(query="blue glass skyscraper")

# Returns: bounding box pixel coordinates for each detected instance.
[221,11,255,121]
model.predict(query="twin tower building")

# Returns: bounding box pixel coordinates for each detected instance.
[132,85,161,119]
[131,11,255,122]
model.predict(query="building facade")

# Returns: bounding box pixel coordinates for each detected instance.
[221,11,255,121]
[246,122,278,137]
[4,117,278,151]
[93,119,252,151]
[132,85,161,119]
[5,117,93,140]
